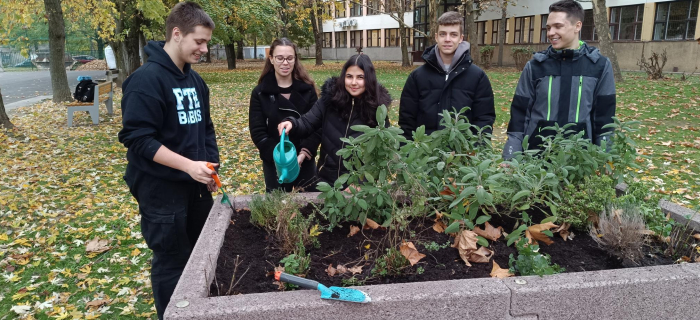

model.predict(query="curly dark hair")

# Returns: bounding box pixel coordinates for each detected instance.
[330,54,392,127]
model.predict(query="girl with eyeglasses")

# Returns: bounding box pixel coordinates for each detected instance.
[277,54,392,188]
[249,38,320,192]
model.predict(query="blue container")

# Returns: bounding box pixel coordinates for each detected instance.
[273,129,300,184]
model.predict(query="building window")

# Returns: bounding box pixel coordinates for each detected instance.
[323,32,332,48]
[335,1,346,18]
[385,28,399,47]
[322,2,332,17]
[335,31,347,48]
[580,9,598,41]
[653,0,699,40]
[491,20,499,44]
[610,5,644,41]
[528,16,535,43]
[540,14,549,43]
[367,0,381,15]
[350,1,363,17]
[514,17,523,44]
[476,21,486,45]
[413,0,428,52]
[514,16,534,44]
[350,30,363,48]
[367,29,381,47]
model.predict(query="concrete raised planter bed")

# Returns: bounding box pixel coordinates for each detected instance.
[165,192,700,320]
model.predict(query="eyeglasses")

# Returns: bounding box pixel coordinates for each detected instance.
[273,55,295,63]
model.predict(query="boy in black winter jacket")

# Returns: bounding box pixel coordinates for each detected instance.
[117,3,218,319]
[502,0,616,159]
[399,11,495,140]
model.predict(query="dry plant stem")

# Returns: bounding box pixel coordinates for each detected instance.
[226,255,242,295]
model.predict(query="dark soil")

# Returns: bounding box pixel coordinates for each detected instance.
[210,205,674,296]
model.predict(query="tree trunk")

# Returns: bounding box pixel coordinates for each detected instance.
[0,87,14,129]
[464,0,479,65]
[205,43,212,63]
[592,0,623,82]
[43,0,73,103]
[427,0,439,47]
[280,0,289,38]
[310,0,323,66]
[400,26,410,67]
[139,31,148,65]
[236,39,244,60]
[225,43,236,70]
[254,35,258,60]
[497,4,507,67]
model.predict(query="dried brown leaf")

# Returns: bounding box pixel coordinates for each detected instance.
[348,265,363,275]
[336,264,348,274]
[347,225,360,237]
[364,218,380,230]
[399,241,426,266]
[326,264,337,277]
[468,246,494,264]
[85,237,110,254]
[555,222,571,241]
[86,299,109,309]
[693,233,700,240]
[527,222,559,245]
[490,261,514,279]
[454,230,479,266]
[474,222,503,241]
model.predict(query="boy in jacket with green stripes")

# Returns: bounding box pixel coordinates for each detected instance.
[503,0,616,159]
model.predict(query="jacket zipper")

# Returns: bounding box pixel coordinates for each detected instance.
[547,76,553,121]
[278,108,301,117]
[425,53,467,82]
[575,75,582,123]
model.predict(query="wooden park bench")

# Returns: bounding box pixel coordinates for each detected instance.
[66,81,113,127]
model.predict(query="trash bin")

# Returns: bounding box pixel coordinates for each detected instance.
[104,45,117,70]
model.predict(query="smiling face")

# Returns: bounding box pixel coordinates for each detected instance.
[270,45,295,78]
[435,24,463,57]
[546,11,581,50]
[344,66,365,97]
[176,25,211,65]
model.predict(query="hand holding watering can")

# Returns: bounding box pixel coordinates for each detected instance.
[275,121,300,184]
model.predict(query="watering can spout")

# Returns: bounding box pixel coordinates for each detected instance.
[278,171,287,184]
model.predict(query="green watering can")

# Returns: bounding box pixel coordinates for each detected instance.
[273,128,300,184]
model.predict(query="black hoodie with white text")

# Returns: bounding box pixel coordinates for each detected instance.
[118,41,219,182]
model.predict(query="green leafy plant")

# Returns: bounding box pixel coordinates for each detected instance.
[511,46,532,71]
[371,247,410,277]
[509,238,564,276]
[250,190,316,253]
[341,276,366,287]
[614,181,673,238]
[558,174,617,230]
[279,242,311,290]
[422,240,451,252]
[479,45,495,69]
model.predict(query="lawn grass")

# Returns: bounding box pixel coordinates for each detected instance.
[0,60,698,319]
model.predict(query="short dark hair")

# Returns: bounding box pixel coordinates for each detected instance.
[549,0,584,24]
[165,2,215,42]
[437,11,464,34]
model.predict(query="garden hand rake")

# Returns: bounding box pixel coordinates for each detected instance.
[207,163,234,211]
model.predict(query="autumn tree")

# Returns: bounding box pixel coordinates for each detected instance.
[578,0,623,82]
[0,87,14,129]
[0,0,115,101]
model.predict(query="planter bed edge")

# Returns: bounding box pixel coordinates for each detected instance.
[165,191,700,320]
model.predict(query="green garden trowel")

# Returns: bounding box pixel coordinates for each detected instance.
[274,271,371,303]
[206,163,234,210]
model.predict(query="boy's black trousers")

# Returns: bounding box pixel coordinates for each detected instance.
[125,166,213,320]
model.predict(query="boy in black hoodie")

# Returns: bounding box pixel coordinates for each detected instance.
[117,2,219,319]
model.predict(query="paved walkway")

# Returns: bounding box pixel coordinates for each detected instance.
[0,70,110,113]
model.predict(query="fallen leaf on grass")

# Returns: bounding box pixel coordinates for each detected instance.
[527,222,559,245]
[347,226,360,237]
[326,264,337,277]
[86,299,109,309]
[474,222,503,241]
[363,218,380,229]
[85,237,110,254]
[490,261,514,279]
[399,241,426,266]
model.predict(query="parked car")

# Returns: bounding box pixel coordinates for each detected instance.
[73,55,97,64]
[13,59,34,68]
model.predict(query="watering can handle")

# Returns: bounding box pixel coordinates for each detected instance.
[206,163,222,188]
[279,128,287,155]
